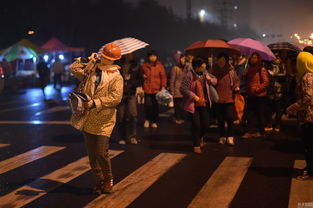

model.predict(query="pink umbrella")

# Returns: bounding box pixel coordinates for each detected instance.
[228,38,276,61]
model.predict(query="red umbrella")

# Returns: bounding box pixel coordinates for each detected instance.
[185,40,240,59]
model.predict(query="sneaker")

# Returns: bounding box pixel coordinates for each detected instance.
[219,137,227,145]
[254,132,265,137]
[273,127,280,132]
[93,181,103,196]
[144,120,150,128]
[129,137,138,145]
[241,132,252,139]
[151,123,158,128]
[193,146,202,154]
[234,120,240,124]
[101,178,114,194]
[227,137,235,146]
[176,120,185,124]
[264,126,273,132]
[296,175,313,181]
[118,140,126,145]
[200,137,205,148]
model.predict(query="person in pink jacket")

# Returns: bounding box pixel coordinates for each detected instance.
[180,58,217,154]
[212,53,240,146]
[141,50,167,128]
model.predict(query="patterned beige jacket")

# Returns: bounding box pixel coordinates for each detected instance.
[287,72,313,123]
[69,60,123,137]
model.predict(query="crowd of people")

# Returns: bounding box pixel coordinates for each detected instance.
[67,43,313,195]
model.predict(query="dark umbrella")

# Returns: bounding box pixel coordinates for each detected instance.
[268,42,301,53]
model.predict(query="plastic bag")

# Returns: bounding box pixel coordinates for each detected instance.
[156,89,173,106]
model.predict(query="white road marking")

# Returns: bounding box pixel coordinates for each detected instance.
[0,150,124,208]
[84,153,187,208]
[35,106,69,116]
[0,144,10,148]
[188,157,253,208]
[0,146,66,175]
[0,121,71,125]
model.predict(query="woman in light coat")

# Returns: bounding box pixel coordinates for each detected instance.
[69,43,123,195]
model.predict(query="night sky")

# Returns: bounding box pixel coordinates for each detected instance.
[1,0,312,54]
[126,0,313,40]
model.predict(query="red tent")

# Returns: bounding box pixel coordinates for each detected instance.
[42,37,84,52]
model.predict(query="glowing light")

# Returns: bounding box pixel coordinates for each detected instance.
[234,5,238,10]
[43,55,49,62]
[233,23,238,28]
[199,9,206,22]
[32,103,41,107]
[59,54,65,60]
[28,30,35,35]
[31,120,42,125]
[199,10,206,17]
[262,34,267,38]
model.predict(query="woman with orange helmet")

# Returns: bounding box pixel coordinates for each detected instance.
[70,43,123,195]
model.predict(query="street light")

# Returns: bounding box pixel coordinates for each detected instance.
[28,30,35,35]
[43,55,49,62]
[199,9,206,22]
[59,54,65,61]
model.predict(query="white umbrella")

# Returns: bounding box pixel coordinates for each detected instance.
[99,37,149,56]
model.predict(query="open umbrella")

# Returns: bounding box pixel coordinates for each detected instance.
[99,37,149,56]
[2,45,37,62]
[185,39,240,59]
[268,42,301,53]
[228,38,276,61]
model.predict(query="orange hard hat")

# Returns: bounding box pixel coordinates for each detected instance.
[101,43,122,61]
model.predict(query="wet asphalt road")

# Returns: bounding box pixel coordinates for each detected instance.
[0,85,310,208]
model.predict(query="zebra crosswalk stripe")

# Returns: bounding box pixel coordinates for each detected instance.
[288,160,313,208]
[0,144,10,148]
[84,153,187,208]
[0,146,66,175]
[0,150,124,208]
[188,157,253,208]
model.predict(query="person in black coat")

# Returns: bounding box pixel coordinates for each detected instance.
[37,57,50,99]
[116,53,143,144]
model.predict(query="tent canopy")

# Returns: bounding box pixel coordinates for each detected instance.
[15,39,46,54]
[42,37,85,52]
[1,45,37,62]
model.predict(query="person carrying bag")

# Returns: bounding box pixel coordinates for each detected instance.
[69,43,124,195]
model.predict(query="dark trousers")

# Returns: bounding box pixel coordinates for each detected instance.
[268,99,284,128]
[302,123,313,176]
[54,74,62,88]
[83,132,112,182]
[144,94,159,123]
[117,95,137,141]
[247,96,267,134]
[174,98,185,121]
[214,103,235,137]
[190,107,209,147]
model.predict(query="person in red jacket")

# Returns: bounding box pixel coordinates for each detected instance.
[242,52,270,138]
[141,50,167,128]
